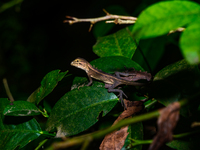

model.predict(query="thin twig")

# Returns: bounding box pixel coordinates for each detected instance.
[168,27,185,34]
[63,9,137,32]
[63,15,137,25]
[106,19,136,24]
[3,78,15,103]
[63,10,185,35]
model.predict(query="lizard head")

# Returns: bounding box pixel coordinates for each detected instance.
[71,58,90,73]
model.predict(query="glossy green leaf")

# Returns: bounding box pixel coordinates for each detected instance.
[124,122,143,150]
[0,98,42,150]
[150,59,200,116]
[71,76,104,90]
[46,86,118,137]
[93,26,137,59]
[93,5,129,38]
[90,56,145,74]
[132,1,200,39]
[27,70,68,104]
[180,19,200,64]
[3,101,40,116]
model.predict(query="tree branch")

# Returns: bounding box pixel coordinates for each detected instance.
[63,9,137,25]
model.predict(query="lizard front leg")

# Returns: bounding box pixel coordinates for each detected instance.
[105,83,127,110]
[86,75,93,86]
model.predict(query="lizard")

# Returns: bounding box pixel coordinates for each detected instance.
[71,58,148,109]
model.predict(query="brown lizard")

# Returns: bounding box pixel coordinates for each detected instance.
[71,58,147,109]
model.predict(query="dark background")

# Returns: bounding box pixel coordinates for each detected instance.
[1,0,197,100]
[0,0,151,100]
[1,1,200,149]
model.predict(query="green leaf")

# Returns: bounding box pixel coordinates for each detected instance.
[180,19,200,64]
[132,1,200,39]
[93,26,138,59]
[71,76,104,90]
[0,98,9,128]
[46,86,118,137]
[27,70,68,104]
[90,56,145,74]
[132,36,166,72]
[124,122,143,150]
[0,98,42,150]
[93,5,129,38]
[150,59,200,116]
[167,137,200,150]
[3,101,41,116]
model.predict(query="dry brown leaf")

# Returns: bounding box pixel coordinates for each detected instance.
[100,100,144,150]
[99,126,129,150]
[148,102,180,150]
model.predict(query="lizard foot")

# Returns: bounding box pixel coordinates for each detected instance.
[118,91,127,110]
[107,88,127,110]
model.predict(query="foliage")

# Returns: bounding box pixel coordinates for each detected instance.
[1,0,200,150]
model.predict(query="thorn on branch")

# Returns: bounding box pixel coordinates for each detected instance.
[89,24,93,32]
[103,9,110,15]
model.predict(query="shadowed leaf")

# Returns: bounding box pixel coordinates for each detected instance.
[27,70,68,104]
[0,98,42,150]
[149,59,200,117]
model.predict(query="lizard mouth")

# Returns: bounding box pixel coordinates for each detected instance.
[71,61,78,67]
[71,61,82,69]
[70,61,75,66]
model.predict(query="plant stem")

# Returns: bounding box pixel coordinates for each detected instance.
[35,139,48,150]
[173,129,200,139]
[47,110,160,150]
[3,78,15,103]
[145,99,157,109]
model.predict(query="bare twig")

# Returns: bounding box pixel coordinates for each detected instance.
[63,13,137,25]
[63,10,185,34]
[3,78,15,103]
[191,122,200,128]
[168,27,185,34]
[106,18,136,24]
[63,9,137,31]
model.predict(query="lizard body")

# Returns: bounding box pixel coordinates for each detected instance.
[71,58,146,109]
